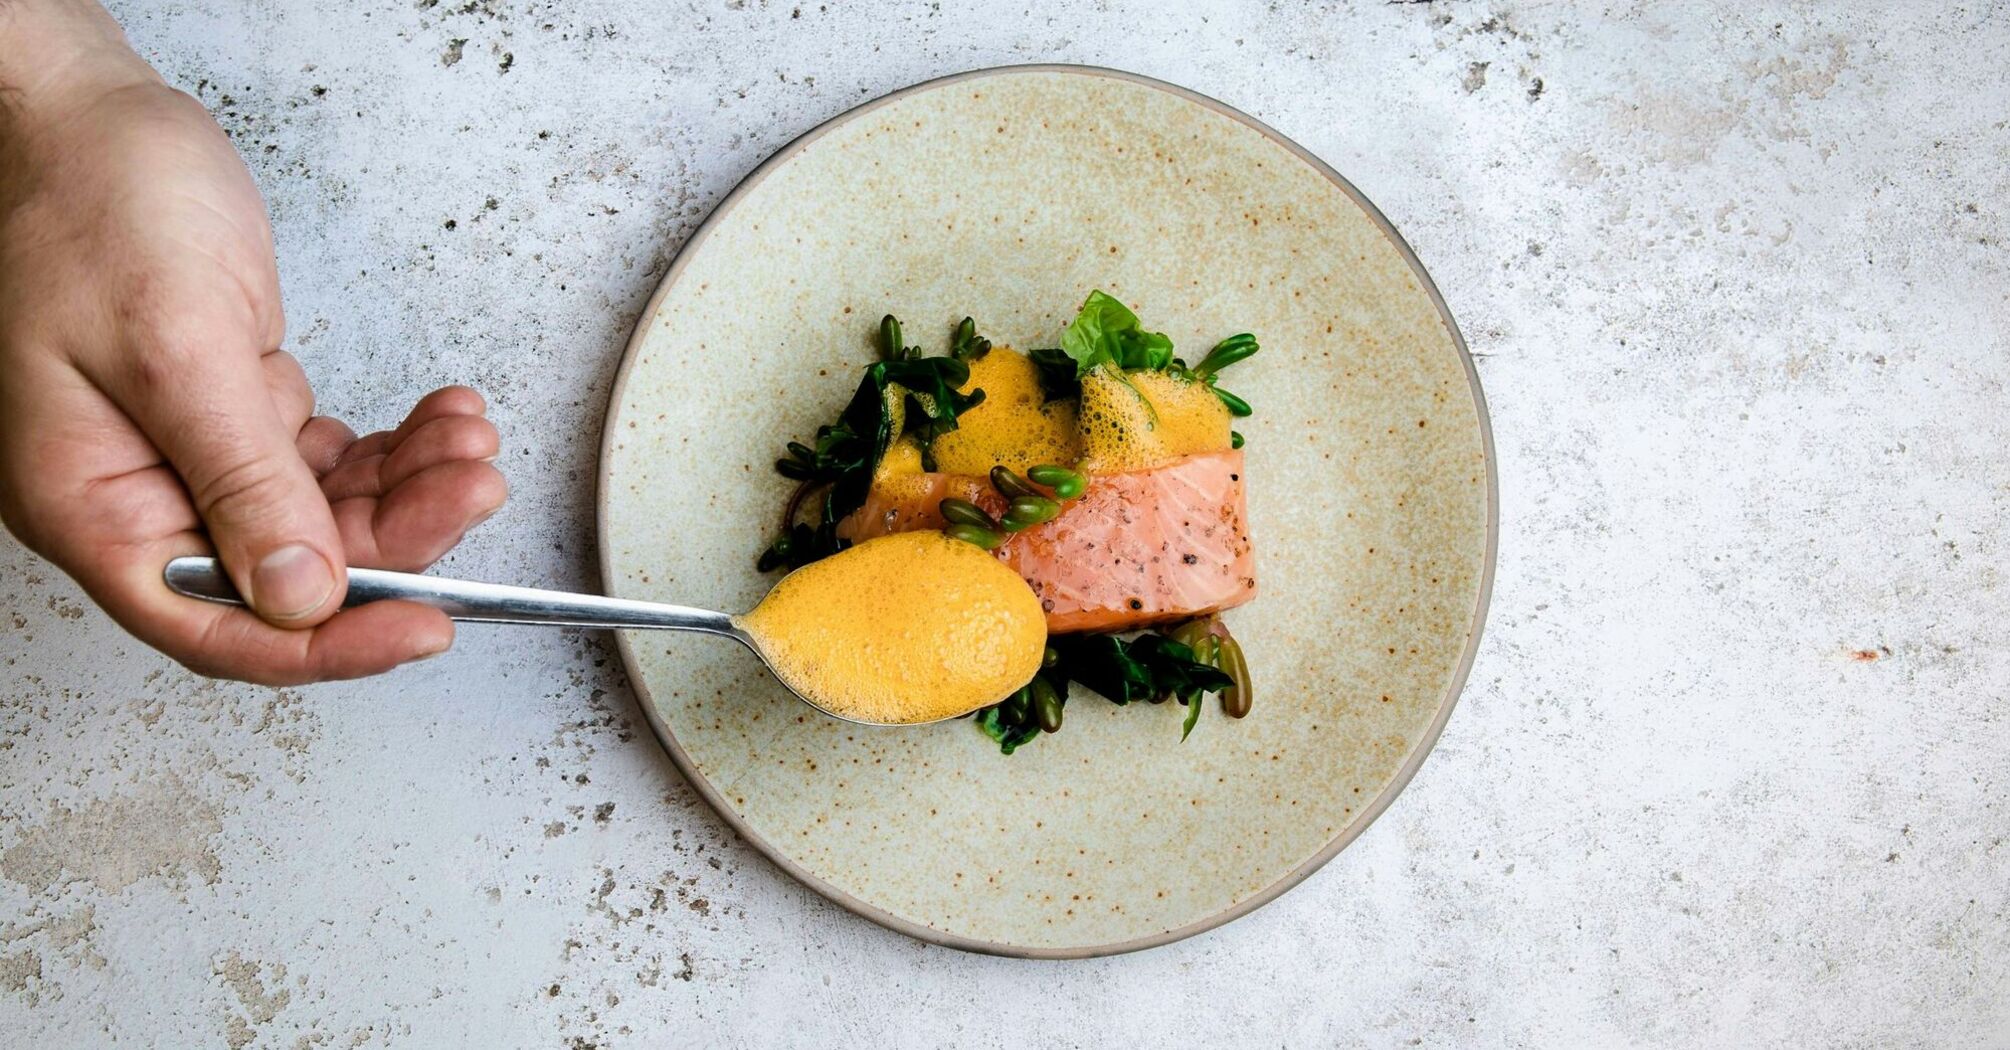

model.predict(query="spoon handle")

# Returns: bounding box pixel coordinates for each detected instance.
[163,556,742,637]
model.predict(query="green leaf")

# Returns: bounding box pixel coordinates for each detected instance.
[756,519,846,573]
[1046,630,1232,709]
[976,704,1042,754]
[1126,633,1233,700]
[761,325,986,570]
[1054,634,1154,705]
[1060,290,1176,378]
[1027,347,1080,401]
[824,355,979,520]
[982,623,1238,754]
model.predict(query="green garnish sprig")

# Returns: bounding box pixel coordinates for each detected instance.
[939,498,1004,550]
[988,465,1039,499]
[1025,463,1086,499]
[878,315,917,362]
[950,316,991,361]
[1025,290,1172,401]
[940,463,1088,550]
[1025,291,1259,424]
[984,468,1059,532]
[761,316,990,571]
[975,618,1244,754]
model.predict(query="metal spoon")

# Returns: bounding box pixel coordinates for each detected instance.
[161,555,916,727]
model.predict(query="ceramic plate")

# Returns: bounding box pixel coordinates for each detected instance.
[598,66,1494,957]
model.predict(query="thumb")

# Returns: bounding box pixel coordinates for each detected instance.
[106,339,346,625]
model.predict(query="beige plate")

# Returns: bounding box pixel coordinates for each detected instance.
[598,66,1495,957]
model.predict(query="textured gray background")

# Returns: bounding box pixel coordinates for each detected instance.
[3,1,2007,1046]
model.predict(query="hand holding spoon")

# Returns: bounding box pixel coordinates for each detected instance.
[164,533,1045,726]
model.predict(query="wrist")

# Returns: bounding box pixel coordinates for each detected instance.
[0,1,159,138]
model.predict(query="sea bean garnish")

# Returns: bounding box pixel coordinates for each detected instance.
[1216,632,1252,718]
[939,498,998,530]
[1003,686,1031,725]
[989,466,1040,499]
[944,523,1004,550]
[1169,618,1211,652]
[951,316,992,361]
[1026,463,1087,500]
[1031,677,1064,733]
[1193,332,1259,378]
[1002,495,1060,529]
[878,314,904,361]
[1192,634,1219,668]
[1212,387,1253,417]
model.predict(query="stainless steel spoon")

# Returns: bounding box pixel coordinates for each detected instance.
[161,555,922,727]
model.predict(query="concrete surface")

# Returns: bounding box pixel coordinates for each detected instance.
[2,0,2005,1046]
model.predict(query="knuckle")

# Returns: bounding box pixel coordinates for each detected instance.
[123,324,214,395]
[262,348,303,377]
[190,455,298,529]
[441,416,498,458]
[116,272,190,345]
[263,355,316,421]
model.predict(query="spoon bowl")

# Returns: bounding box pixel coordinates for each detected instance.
[161,555,960,727]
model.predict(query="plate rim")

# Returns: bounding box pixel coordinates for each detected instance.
[595,63,1499,959]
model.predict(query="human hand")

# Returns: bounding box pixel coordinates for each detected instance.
[0,6,507,684]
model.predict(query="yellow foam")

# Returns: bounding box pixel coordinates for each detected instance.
[1078,368,1232,472]
[739,532,1046,724]
[929,349,1082,475]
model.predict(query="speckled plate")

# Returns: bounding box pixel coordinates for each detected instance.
[598,66,1494,957]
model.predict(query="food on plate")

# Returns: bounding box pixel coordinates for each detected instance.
[758,291,1261,752]
[737,532,1046,725]
[840,449,1254,633]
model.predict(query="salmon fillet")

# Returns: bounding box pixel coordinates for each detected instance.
[837,450,1257,633]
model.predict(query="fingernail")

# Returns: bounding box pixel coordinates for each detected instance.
[252,545,336,621]
[412,633,452,662]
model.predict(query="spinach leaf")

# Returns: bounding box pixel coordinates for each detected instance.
[1026,347,1080,402]
[975,625,1235,753]
[1037,293,1261,427]
[975,705,1042,754]
[1048,633,1153,705]
[761,346,984,570]
[1054,632,1231,707]
[755,516,842,573]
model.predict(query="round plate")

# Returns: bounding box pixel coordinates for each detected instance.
[598,66,1495,957]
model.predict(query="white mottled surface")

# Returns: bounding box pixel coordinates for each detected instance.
[2,1,2005,1045]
